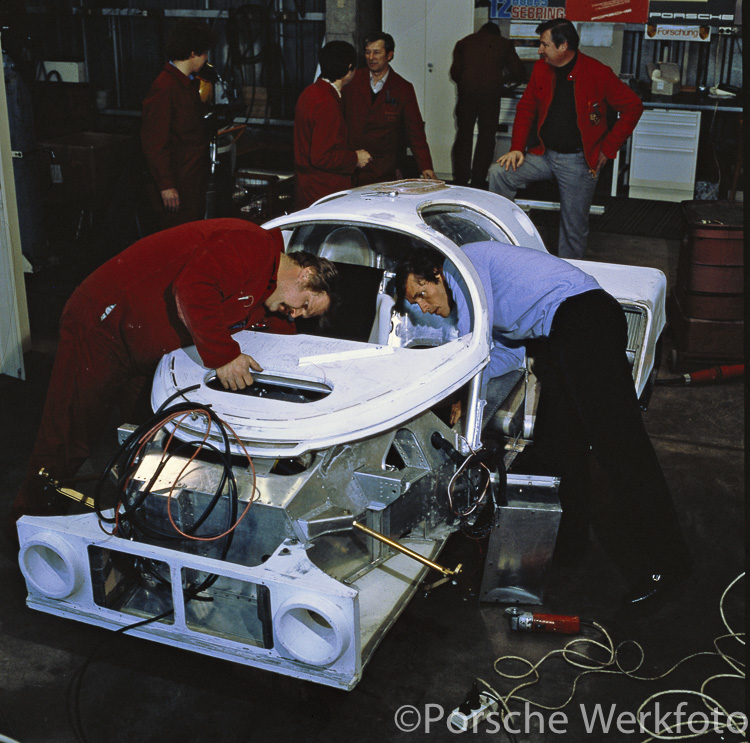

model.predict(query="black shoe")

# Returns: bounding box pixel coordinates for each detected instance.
[622,566,690,607]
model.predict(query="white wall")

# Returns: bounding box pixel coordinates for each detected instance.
[0,34,30,380]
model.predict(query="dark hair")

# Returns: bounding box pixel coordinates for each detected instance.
[318,41,357,82]
[480,22,502,35]
[536,18,579,52]
[166,20,215,61]
[394,247,444,312]
[287,250,340,318]
[363,31,395,54]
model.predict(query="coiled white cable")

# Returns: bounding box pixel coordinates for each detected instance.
[478,572,745,742]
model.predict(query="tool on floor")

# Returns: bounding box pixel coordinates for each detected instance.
[682,364,744,384]
[657,363,744,386]
[504,607,581,634]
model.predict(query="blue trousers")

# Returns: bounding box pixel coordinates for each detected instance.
[488,151,599,259]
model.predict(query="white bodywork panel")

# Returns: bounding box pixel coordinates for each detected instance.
[152,333,479,458]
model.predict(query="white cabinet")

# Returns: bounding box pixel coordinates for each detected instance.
[629,109,701,202]
[382,0,474,179]
[493,97,518,161]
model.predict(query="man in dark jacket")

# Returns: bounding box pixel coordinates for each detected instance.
[141,20,214,228]
[489,19,643,258]
[450,22,525,188]
[397,245,691,608]
[343,32,435,186]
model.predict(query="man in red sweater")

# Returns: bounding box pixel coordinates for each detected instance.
[489,18,643,259]
[141,20,214,228]
[294,41,371,209]
[12,219,338,520]
[343,32,435,186]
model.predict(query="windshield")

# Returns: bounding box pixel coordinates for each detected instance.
[420,204,515,246]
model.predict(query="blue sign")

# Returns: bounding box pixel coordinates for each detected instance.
[490,0,513,18]
[491,0,566,21]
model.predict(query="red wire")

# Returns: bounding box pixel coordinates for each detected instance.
[101,407,259,541]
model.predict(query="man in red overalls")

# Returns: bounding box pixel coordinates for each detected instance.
[141,20,214,228]
[12,219,338,521]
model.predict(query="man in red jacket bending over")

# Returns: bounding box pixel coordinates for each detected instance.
[489,18,643,259]
[12,219,338,521]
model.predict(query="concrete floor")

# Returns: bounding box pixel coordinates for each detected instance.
[0,221,745,743]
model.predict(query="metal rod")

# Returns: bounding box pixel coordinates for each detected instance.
[516,199,605,215]
[79,0,90,88]
[38,468,96,509]
[463,373,484,453]
[353,521,461,577]
[110,15,122,109]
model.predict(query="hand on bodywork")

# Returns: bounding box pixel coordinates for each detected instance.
[215,352,263,390]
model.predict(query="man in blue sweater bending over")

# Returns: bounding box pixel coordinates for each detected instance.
[396,243,690,608]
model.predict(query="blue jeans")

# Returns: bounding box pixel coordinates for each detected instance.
[488,151,599,259]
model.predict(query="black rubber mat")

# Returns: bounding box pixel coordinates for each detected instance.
[590,197,687,239]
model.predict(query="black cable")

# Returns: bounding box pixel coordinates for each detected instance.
[94,394,224,524]
[114,424,238,594]
[455,463,494,539]
[92,384,251,595]
[68,555,227,743]
[454,446,504,540]
[91,383,200,518]
[68,609,174,743]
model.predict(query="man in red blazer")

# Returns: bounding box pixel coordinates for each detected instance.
[12,219,339,521]
[343,32,435,186]
[489,18,643,259]
[294,41,371,209]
